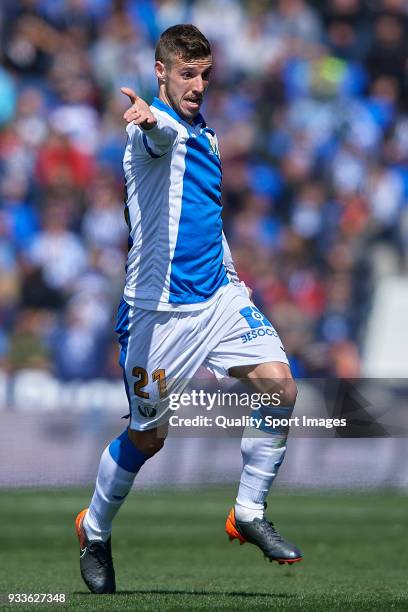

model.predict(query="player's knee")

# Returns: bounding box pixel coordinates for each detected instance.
[264,363,298,407]
[279,377,297,407]
[236,361,298,407]
[127,427,167,457]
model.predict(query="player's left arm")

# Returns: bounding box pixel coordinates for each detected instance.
[222,232,252,299]
[222,231,239,283]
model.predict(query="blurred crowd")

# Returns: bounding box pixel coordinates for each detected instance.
[1,0,408,380]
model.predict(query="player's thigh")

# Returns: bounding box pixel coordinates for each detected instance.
[116,300,208,430]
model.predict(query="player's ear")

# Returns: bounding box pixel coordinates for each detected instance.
[155,61,167,84]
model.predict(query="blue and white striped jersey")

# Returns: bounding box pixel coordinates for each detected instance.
[122,97,238,311]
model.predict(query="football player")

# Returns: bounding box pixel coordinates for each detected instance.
[76,24,302,594]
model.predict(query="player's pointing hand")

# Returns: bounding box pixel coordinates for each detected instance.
[121,87,157,131]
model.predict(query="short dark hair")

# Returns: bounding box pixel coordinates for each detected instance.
[155,24,211,66]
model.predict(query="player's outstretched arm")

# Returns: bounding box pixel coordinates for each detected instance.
[121,87,178,155]
[121,87,157,131]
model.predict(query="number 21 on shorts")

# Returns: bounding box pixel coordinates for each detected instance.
[132,367,167,399]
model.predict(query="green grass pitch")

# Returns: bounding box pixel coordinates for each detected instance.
[0,487,407,611]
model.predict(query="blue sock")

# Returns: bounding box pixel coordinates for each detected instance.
[108,429,147,473]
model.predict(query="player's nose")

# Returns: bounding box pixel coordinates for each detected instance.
[191,75,205,94]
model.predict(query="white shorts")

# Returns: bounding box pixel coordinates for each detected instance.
[116,283,288,430]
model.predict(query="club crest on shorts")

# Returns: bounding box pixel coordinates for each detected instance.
[137,403,157,418]
[239,306,272,329]
[204,129,220,158]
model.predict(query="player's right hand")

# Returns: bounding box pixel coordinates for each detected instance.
[121,87,157,131]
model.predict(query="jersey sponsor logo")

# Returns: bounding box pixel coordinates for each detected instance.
[239,306,273,329]
[137,403,157,418]
[241,328,278,344]
[239,306,278,344]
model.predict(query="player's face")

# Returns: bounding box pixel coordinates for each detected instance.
[157,56,212,124]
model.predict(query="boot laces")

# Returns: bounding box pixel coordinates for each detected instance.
[263,520,285,543]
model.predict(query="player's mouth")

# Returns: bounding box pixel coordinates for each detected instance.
[184,97,202,111]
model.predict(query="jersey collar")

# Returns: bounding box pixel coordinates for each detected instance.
[152,97,206,128]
